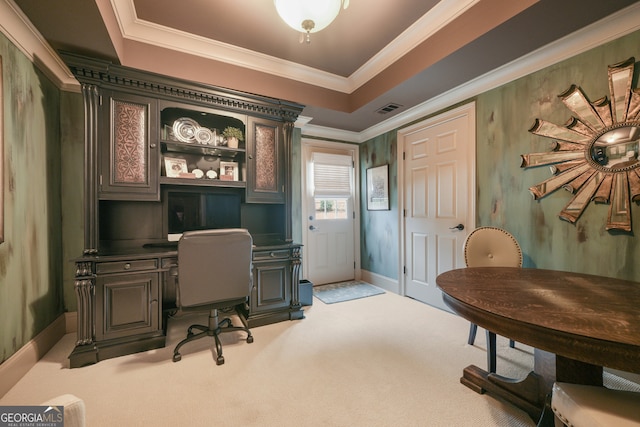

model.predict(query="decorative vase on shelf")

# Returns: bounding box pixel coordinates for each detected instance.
[221,126,243,149]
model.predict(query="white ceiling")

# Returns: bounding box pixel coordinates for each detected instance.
[13,0,640,137]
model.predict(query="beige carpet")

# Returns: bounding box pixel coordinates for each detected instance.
[2,291,549,426]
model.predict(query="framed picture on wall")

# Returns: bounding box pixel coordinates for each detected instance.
[366,164,389,211]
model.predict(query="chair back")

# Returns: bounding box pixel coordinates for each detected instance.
[463,227,522,268]
[177,228,253,308]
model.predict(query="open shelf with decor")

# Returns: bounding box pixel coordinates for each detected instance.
[159,103,247,186]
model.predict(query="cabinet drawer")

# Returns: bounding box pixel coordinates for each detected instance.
[96,259,158,274]
[253,250,290,261]
[161,257,177,269]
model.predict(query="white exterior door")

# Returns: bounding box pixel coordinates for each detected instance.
[303,144,357,285]
[400,103,475,311]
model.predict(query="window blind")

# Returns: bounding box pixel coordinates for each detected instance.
[312,152,352,197]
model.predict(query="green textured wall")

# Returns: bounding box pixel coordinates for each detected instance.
[0,34,64,362]
[359,132,398,279]
[477,30,640,279]
[360,29,640,283]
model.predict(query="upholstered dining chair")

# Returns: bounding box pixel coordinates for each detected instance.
[551,382,640,426]
[463,226,522,373]
[172,228,254,365]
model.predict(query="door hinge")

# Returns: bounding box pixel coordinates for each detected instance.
[403,265,407,275]
[403,209,406,217]
[352,211,355,219]
[403,151,405,160]
[354,262,356,269]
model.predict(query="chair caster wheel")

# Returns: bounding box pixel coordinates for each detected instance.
[247,335,254,344]
[172,353,181,362]
[216,356,225,365]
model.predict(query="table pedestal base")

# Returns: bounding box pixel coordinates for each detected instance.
[460,350,604,426]
[461,365,545,422]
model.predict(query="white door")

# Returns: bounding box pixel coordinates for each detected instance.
[400,103,475,311]
[303,145,356,285]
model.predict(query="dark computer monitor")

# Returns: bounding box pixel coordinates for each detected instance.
[166,190,242,236]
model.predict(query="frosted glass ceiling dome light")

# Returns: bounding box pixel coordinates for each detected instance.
[274,0,349,43]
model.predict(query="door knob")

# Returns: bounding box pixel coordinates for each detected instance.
[309,225,317,231]
[449,224,464,231]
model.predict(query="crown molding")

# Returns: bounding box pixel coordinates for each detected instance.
[301,122,361,143]
[110,0,351,93]
[0,0,79,91]
[350,0,480,92]
[306,1,640,143]
[109,0,481,95]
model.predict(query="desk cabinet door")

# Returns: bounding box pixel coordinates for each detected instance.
[246,117,285,203]
[99,91,159,201]
[95,272,160,341]
[251,260,291,314]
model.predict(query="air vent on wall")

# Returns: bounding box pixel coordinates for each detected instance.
[376,103,402,114]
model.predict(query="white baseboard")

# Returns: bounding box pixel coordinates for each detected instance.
[361,270,399,294]
[0,312,75,398]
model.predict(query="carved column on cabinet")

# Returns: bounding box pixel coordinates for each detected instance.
[74,260,95,345]
[290,245,302,306]
[283,121,294,242]
[81,84,99,254]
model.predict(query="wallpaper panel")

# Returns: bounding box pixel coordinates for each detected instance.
[476,30,640,280]
[359,133,398,279]
[0,34,63,363]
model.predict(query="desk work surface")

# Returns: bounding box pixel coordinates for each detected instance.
[436,267,640,373]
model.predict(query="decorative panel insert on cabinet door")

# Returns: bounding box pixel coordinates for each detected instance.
[247,117,284,203]
[99,90,159,201]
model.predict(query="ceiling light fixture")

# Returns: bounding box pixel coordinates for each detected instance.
[274,0,349,44]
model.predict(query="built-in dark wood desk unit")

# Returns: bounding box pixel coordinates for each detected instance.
[63,53,305,368]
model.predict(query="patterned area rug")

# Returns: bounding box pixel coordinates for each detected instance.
[313,281,385,304]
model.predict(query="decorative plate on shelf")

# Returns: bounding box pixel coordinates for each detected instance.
[172,117,199,143]
[192,168,204,179]
[195,127,214,145]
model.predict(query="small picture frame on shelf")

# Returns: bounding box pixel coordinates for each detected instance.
[220,161,239,181]
[164,156,188,178]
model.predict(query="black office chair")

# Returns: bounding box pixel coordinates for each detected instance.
[463,226,522,373]
[172,229,254,365]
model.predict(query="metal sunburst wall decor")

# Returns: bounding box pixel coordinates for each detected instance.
[521,57,640,232]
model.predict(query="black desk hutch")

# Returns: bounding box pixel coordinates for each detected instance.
[63,53,305,368]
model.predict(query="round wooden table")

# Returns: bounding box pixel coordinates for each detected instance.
[436,266,640,424]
